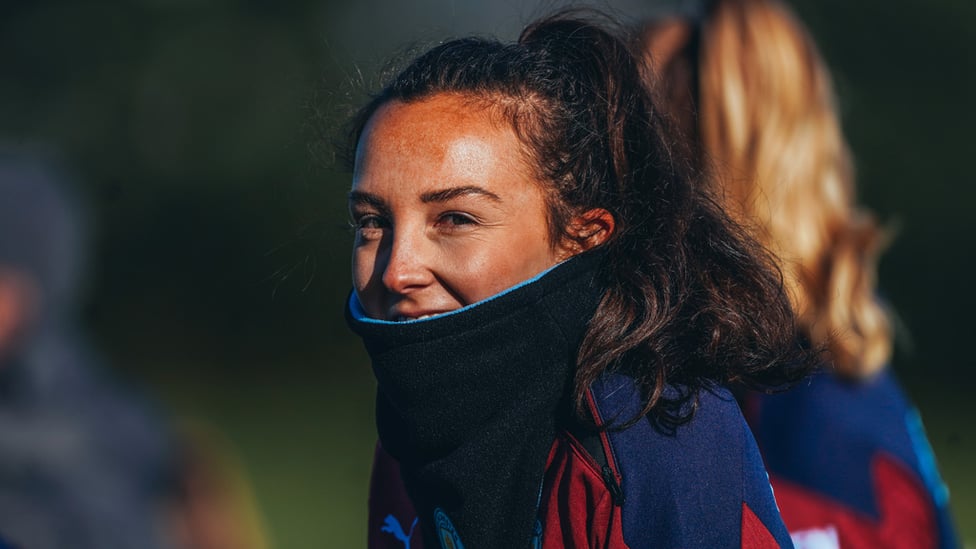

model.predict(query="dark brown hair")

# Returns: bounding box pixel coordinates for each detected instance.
[344,10,814,428]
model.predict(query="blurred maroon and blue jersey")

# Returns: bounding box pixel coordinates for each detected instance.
[746,370,958,549]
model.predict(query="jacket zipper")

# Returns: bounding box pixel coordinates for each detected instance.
[601,464,625,506]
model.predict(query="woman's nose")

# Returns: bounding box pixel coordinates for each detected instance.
[380,230,433,295]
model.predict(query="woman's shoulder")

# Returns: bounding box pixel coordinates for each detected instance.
[587,373,790,548]
[747,368,957,546]
[749,368,933,485]
[753,368,911,421]
[589,373,749,449]
[589,374,763,489]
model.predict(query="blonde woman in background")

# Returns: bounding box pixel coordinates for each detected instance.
[643,0,959,547]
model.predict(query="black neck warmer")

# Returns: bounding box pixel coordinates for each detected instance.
[346,251,605,549]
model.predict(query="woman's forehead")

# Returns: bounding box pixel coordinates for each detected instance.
[355,95,528,172]
[365,94,506,137]
[351,94,545,205]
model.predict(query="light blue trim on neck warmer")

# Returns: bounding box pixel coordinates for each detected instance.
[349,259,569,325]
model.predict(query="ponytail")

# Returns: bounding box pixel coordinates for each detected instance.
[693,0,892,377]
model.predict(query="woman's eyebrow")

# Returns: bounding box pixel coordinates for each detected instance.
[347,191,392,216]
[420,186,502,203]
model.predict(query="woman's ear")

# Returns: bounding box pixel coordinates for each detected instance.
[559,208,615,258]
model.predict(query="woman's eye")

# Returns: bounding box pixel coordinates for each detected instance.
[359,216,385,229]
[353,215,389,237]
[436,212,477,228]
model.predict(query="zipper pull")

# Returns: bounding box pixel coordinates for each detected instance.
[601,465,625,506]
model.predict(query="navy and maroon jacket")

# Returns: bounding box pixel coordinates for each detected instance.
[746,370,958,549]
[369,374,793,549]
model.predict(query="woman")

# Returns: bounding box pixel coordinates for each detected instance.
[344,12,812,548]
[642,1,958,547]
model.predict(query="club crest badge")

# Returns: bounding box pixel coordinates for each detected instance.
[433,507,464,549]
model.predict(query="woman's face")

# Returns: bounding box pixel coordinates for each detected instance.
[350,94,570,321]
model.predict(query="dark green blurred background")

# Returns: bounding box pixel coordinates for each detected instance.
[1,1,972,546]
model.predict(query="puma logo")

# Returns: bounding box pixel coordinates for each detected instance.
[381,514,419,549]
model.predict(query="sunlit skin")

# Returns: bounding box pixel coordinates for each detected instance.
[350,94,593,322]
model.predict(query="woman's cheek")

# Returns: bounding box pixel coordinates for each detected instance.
[352,247,380,297]
[436,245,495,303]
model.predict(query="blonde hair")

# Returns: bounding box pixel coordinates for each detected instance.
[647,0,892,377]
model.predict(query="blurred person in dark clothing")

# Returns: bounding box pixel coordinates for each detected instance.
[0,149,179,548]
